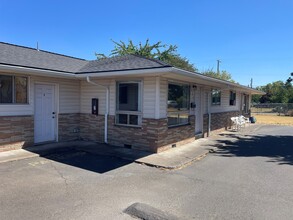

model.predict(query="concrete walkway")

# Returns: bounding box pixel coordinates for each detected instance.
[0,126,257,169]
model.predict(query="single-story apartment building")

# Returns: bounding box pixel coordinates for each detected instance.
[0,42,264,152]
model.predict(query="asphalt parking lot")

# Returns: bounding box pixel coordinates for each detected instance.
[1,124,293,219]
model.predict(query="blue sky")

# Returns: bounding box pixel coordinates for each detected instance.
[1,0,292,87]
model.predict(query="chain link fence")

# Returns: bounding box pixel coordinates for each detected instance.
[251,103,293,116]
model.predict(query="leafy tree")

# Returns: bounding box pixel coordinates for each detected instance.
[202,69,235,83]
[251,92,262,103]
[95,39,197,72]
[253,79,293,103]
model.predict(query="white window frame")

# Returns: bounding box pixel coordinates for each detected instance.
[115,80,142,127]
[211,89,221,106]
[167,82,190,127]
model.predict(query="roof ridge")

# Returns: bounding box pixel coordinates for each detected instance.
[0,41,87,61]
[130,54,172,67]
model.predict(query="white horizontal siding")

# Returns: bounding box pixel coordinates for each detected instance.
[143,77,156,118]
[32,76,80,114]
[0,104,32,116]
[208,90,241,113]
[0,74,80,116]
[81,77,158,118]
[109,79,116,115]
[159,78,168,118]
[203,89,209,114]
[80,79,111,115]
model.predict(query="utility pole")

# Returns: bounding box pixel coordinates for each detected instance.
[217,60,221,74]
[250,78,253,88]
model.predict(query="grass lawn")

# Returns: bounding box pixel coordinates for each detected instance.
[252,114,293,126]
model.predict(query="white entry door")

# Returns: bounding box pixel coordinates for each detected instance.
[34,84,56,143]
[195,88,203,134]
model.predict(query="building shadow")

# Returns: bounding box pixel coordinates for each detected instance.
[24,141,152,174]
[214,133,293,165]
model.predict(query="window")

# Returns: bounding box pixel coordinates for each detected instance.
[211,89,221,105]
[230,91,236,106]
[0,75,28,104]
[167,83,190,127]
[116,81,142,126]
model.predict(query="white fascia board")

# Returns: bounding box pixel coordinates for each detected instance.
[75,67,173,78]
[170,67,265,95]
[0,64,76,78]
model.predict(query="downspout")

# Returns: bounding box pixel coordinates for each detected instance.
[207,91,211,136]
[86,76,109,144]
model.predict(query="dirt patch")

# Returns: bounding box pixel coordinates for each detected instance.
[252,114,293,126]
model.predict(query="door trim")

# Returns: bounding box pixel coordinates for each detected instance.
[34,82,59,143]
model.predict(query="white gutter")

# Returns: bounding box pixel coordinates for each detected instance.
[86,76,109,144]
[0,64,76,78]
[170,67,265,95]
[75,67,173,78]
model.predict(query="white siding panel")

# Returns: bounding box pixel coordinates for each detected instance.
[32,76,80,114]
[143,77,156,118]
[0,75,80,116]
[203,89,209,114]
[59,81,80,113]
[210,90,241,113]
[0,105,33,116]
[159,78,168,118]
[109,80,116,115]
[80,79,115,115]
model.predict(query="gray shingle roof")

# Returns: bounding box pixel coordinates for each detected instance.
[77,54,171,73]
[0,42,171,74]
[0,42,88,73]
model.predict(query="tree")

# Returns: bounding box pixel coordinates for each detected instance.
[253,79,293,103]
[202,69,235,83]
[95,39,197,72]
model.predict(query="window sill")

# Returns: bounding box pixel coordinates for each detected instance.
[168,123,191,129]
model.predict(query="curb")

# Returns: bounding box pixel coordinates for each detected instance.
[135,149,211,170]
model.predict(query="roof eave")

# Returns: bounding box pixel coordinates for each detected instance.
[0,63,76,78]
[75,67,173,78]
[170,67,265,95]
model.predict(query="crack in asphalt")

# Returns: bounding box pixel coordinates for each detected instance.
[49,161,69,192]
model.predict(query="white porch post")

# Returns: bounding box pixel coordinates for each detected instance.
[155,76,160,119]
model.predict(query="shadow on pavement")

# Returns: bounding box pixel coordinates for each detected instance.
[214,133,293,165]
[45,149,133,174]
[24,142,151,174]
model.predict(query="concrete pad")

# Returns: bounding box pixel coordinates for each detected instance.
[136,138,216,169]
[0,149,38,163]
[0,141,86,164]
